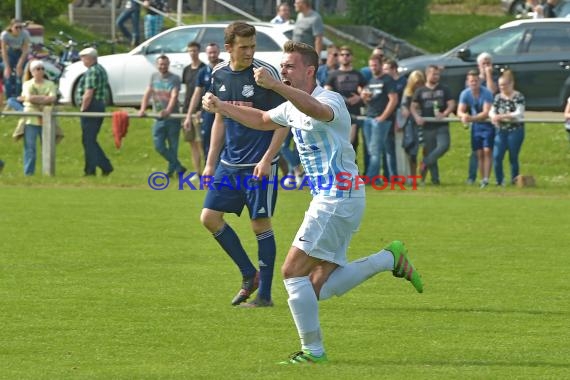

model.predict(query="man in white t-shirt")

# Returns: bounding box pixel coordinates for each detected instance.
[202,40,424,365]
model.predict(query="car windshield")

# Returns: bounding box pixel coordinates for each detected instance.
[446,27,525,58]
[146,28,200,54]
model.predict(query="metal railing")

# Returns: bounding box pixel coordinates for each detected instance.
[0,108,566,177]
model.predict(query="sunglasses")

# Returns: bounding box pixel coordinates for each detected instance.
[14,25,23,29]
[34,67,45,71]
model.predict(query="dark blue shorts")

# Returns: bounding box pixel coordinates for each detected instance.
[471,123,495,151]
[202,162,278,219]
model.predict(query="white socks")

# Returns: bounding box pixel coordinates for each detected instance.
[284,276,324,356]
[319,250,394,301]
[283,250,394,356]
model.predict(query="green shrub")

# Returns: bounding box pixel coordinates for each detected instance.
[0,0,68,24]
[347,0,431,37]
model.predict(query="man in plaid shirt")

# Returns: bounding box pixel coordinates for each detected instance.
[77,47,113,177]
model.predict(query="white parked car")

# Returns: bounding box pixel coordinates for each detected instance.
[58,22,294,106]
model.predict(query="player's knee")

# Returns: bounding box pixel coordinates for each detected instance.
[200,209,222,232]
[281,262,293,279]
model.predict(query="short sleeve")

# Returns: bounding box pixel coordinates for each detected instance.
[173,75,181,91]
[386,77,396,94]
[358,71,367,88]
[483,88,494,104]
[443,86,453,103]
[84,69,95,90]
[312,14,325,36]
[22,30,31,44]
[412,87,422,103]
[458,89,469,105]
[325,71,337,89]
[21,81,32,98]
[47,81,57,97]
[268,102,290,127]
[319,91,344,122]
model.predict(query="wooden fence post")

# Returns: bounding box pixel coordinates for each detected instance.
[42,107,56,176]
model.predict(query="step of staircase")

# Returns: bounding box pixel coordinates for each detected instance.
[70,6,143,39]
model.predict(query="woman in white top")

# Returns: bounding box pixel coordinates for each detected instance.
[489,70,526,186]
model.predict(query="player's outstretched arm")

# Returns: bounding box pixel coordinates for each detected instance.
[254,67,333,123]
[202,92,280,131]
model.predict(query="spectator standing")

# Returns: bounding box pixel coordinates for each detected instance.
[542,0,558,17]
[325,46,367,171]
[77,48,114,176]
[182,41,205,115]
[360,46,384,83]
[1,19,30,99]
[411,65,455,185]
[181,41,206,177]
[116,0,141,47]
[143,0,168,40]
[457,71,495,188]
[383,58,407,178]
[400,70,426,179]
[360,54,398,181]
[316,44,338,87]
[139,55,185,177]
[292,0,324,54]
[466,52,498,184]
[477,52,498,95]
[183,43,223,165]
[489,70,526,186]
[200,22,288,308]
[20,60,57,176]
[564,96,570,144]
[270,2,292,24]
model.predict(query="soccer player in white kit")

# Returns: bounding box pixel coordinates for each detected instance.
[203,40,424,365]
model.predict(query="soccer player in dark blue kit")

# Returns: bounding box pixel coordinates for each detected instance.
[200,22,288,307]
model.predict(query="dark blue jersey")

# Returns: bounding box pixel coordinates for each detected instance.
[211,58,285,166]
[197,59,223,91]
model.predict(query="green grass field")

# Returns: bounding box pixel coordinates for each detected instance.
[1,114,569,378]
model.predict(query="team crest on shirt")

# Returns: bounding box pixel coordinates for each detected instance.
[242,85,255,98]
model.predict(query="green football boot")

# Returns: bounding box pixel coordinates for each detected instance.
[385,240,424,293]
[279,350,328,365]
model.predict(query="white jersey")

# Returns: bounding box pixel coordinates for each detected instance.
[268,86,364,198]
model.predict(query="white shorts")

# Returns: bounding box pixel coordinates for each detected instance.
[293,196,365,266]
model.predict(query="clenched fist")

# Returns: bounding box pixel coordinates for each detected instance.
[202,92,220,113]
[253,67,279,89]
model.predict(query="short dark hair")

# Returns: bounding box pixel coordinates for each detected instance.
[224,21,256,46]
[368,54,382,65]
[283,40,319,74]
[383,58,398,69]
[426,64,440,74]
[157,54,169,62]
[187,41,201,50]
[466,69,479,78]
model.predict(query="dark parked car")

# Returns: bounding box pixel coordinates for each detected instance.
[397,19,570,111]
